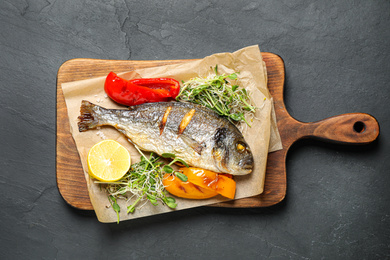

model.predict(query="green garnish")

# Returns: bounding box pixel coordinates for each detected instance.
[176,65,257,126]
[107,195,120,224]
[175,172,188,182]
[161,153,189,181]
[97,147,187,223]
[162,153,190,167]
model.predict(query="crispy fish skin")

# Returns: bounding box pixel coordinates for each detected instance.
[78,100,254,175]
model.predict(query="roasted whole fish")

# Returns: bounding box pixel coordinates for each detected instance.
[78,100,254,175]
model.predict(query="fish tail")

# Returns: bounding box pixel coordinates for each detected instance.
[78,100,101,132]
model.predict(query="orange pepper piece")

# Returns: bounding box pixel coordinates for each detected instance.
[163,174,218,199]
[179,167,236,199]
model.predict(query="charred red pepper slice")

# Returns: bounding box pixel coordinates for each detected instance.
[129,78,181,98]
[104,72,180,106]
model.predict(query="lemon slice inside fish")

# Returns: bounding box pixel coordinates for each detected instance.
[87,140,131,182]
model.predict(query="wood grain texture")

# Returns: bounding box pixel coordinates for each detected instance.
[56,53,379,210]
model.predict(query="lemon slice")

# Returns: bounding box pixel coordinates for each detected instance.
[87,140,131,182]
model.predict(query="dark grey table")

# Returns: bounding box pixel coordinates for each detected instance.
[1,1,389,259]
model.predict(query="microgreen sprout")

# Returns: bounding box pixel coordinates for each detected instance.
[97,147,189,223]
[107,195,120,224]
[161,153,189,182]
[176,65,257,126]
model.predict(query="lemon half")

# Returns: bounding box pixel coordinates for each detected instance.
[87,140,131,182]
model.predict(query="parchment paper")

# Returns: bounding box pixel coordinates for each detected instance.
[61,45,282,223]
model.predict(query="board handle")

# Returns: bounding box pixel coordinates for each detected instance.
[299,113,379,144]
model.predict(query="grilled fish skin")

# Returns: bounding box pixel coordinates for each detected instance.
[78,100,254,175]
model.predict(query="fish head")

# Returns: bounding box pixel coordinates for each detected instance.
[212,127,254,175]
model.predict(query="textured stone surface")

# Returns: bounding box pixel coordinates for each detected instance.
[1,1,389,259]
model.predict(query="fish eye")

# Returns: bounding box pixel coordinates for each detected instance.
[236,142,246,153]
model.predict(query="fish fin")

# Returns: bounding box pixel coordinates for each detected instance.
[78,100,100,132]
[180,135,205,155]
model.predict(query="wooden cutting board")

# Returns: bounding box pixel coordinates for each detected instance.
[56,53,379,210]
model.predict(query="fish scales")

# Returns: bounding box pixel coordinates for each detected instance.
[78,100,254,175]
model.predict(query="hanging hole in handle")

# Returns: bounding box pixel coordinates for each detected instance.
[353,121,366,133]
